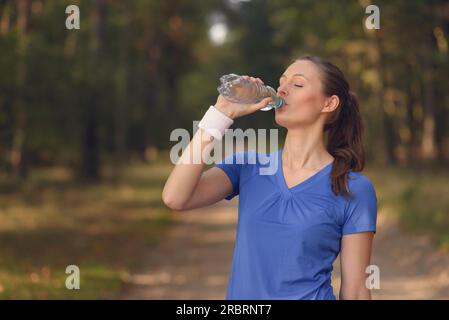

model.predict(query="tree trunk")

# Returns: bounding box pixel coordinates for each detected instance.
[142,21,162,161]
[405,60,419,165]
[374,29,397,165]
[0,1,12,35]
[114,5,130,168]
[81,0,106,180]
[11,0,30,181]
[420,36,437,162]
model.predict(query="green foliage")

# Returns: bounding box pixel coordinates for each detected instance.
[0,0,447,173]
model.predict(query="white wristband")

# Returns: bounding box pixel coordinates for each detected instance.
[198,105,234,140]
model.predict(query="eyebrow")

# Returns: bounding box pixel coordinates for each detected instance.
[280,73,308,80]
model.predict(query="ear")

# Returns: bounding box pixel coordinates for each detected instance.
[323,95,339,113]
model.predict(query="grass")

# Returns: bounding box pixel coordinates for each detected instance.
[0,162,174,299]
[365,165,449,251]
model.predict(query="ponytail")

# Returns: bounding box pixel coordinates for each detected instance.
[325,91,365,197]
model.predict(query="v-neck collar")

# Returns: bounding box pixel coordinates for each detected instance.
[275,148,333,195]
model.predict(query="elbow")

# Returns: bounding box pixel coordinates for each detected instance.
[339,293,371,300]
[162,190,186,211]
[339,286,372,300]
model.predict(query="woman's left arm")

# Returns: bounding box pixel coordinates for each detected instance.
[339,231,375,300]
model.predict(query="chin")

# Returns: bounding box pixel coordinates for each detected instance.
[275,110,314,129]
[274,112,289,128]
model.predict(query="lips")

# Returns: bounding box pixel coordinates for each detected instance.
[276,103,287,112]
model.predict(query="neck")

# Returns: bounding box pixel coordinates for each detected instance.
[282,124,334,170]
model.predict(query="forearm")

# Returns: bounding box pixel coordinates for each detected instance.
[162,128,216,209]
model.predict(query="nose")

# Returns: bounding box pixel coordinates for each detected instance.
[277,84,288,99]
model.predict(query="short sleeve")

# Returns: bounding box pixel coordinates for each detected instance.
[215,152,245,200]
[342,176,378,235]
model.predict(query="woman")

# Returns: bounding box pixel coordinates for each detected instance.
[162,55,378,300]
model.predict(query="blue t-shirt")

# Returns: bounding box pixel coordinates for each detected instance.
[215,149,377,300]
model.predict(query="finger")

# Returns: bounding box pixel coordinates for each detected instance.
[251,97,273,111]
[251,76,260,84]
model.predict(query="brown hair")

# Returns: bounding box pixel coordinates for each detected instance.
[295,55,365,198]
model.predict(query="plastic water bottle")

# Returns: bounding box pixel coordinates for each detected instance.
[217,73,284,111]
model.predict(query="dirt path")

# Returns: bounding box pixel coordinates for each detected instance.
[119,199,449,300]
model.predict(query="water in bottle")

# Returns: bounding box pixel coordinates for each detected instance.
[217,73,284,111]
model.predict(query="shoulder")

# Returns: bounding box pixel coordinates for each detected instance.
[218,149,277,166]
[346,171,377,202]
[216,149,279,178]
[340,171,378,234]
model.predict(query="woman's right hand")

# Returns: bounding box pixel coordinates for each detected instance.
[214,76,273,120]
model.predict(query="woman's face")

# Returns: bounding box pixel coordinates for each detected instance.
[275,60,335,128]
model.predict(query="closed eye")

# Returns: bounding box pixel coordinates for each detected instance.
[278,81,304,88]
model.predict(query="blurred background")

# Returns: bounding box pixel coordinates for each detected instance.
[0,0,448,299]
